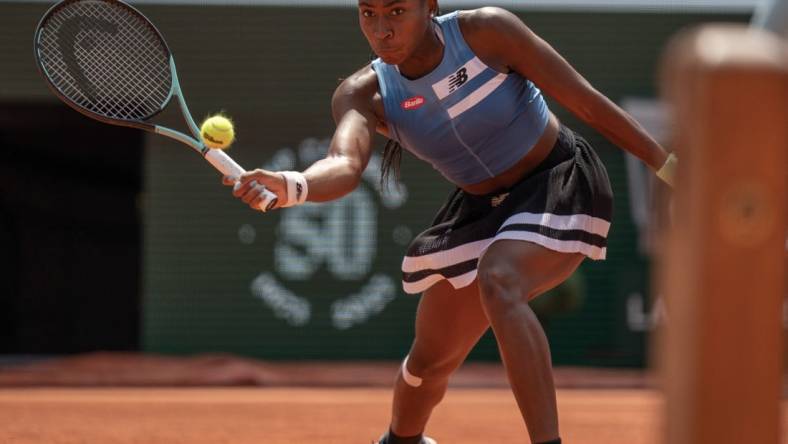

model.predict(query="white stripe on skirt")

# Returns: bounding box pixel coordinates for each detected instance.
[501,212,610,236]
[402,212,607,272]
[403,269,478,295]
[401,212,608,294]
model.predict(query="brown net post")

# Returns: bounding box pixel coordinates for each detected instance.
[657,25,787,444]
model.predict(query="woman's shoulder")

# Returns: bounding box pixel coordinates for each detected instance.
[457,7,523,36]
[456,7,524,73]
[334,63,379,100]
[334,63,378,105]
[331,63,385,124]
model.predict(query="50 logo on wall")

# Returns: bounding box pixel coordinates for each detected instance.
[239,138,411,330]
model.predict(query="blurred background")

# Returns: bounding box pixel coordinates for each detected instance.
[0,0,763,371]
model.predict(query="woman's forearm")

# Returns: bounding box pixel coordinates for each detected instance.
[302,154,364,202]
[588,93,669,170]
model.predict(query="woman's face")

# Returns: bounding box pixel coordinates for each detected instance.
[358,0,435,65]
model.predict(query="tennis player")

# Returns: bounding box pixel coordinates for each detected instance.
[226,1,675,443]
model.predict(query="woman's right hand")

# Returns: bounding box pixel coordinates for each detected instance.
[222,169,287,211]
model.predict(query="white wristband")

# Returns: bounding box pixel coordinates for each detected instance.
[279,171,308,207]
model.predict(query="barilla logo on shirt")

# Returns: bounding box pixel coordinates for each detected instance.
[401,96,425,110]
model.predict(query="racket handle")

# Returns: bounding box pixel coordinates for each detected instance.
[204,149,278,212]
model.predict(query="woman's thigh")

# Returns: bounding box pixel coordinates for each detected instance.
[407,279,490,375]
[478,239,585,302]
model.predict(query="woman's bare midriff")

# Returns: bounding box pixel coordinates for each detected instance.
[461,113,560,196]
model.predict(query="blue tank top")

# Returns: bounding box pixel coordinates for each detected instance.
[371,11,550,186]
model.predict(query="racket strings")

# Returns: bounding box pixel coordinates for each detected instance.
[47,2,168,117]
[37,0,171,121]
[66,2,168,118]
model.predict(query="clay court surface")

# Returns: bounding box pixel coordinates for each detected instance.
[0,356,785,443]
[0,387,665,444]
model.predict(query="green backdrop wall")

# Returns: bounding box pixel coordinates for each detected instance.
[0,2,748,366]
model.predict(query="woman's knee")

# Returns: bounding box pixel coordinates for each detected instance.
[477,242,584,317]
[476,254,528,315]
[403,345,465,386]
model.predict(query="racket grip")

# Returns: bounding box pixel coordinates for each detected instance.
[204,149,278,212]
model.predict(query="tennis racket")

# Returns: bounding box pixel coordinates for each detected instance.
[33,0,277,211]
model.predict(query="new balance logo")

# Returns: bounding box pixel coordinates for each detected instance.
[448,67,468,93]
[432,57,484,99]
[296,182,303,199]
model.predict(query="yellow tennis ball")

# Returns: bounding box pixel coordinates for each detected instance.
[200,115,235,149]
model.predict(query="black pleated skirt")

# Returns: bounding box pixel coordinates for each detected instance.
[401,126,614,294]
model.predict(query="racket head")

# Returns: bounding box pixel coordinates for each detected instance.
[34,0,174,128]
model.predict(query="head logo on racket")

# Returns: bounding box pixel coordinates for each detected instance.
[34,0,277,211]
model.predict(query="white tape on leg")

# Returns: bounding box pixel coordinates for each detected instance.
[401,355,423,388]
